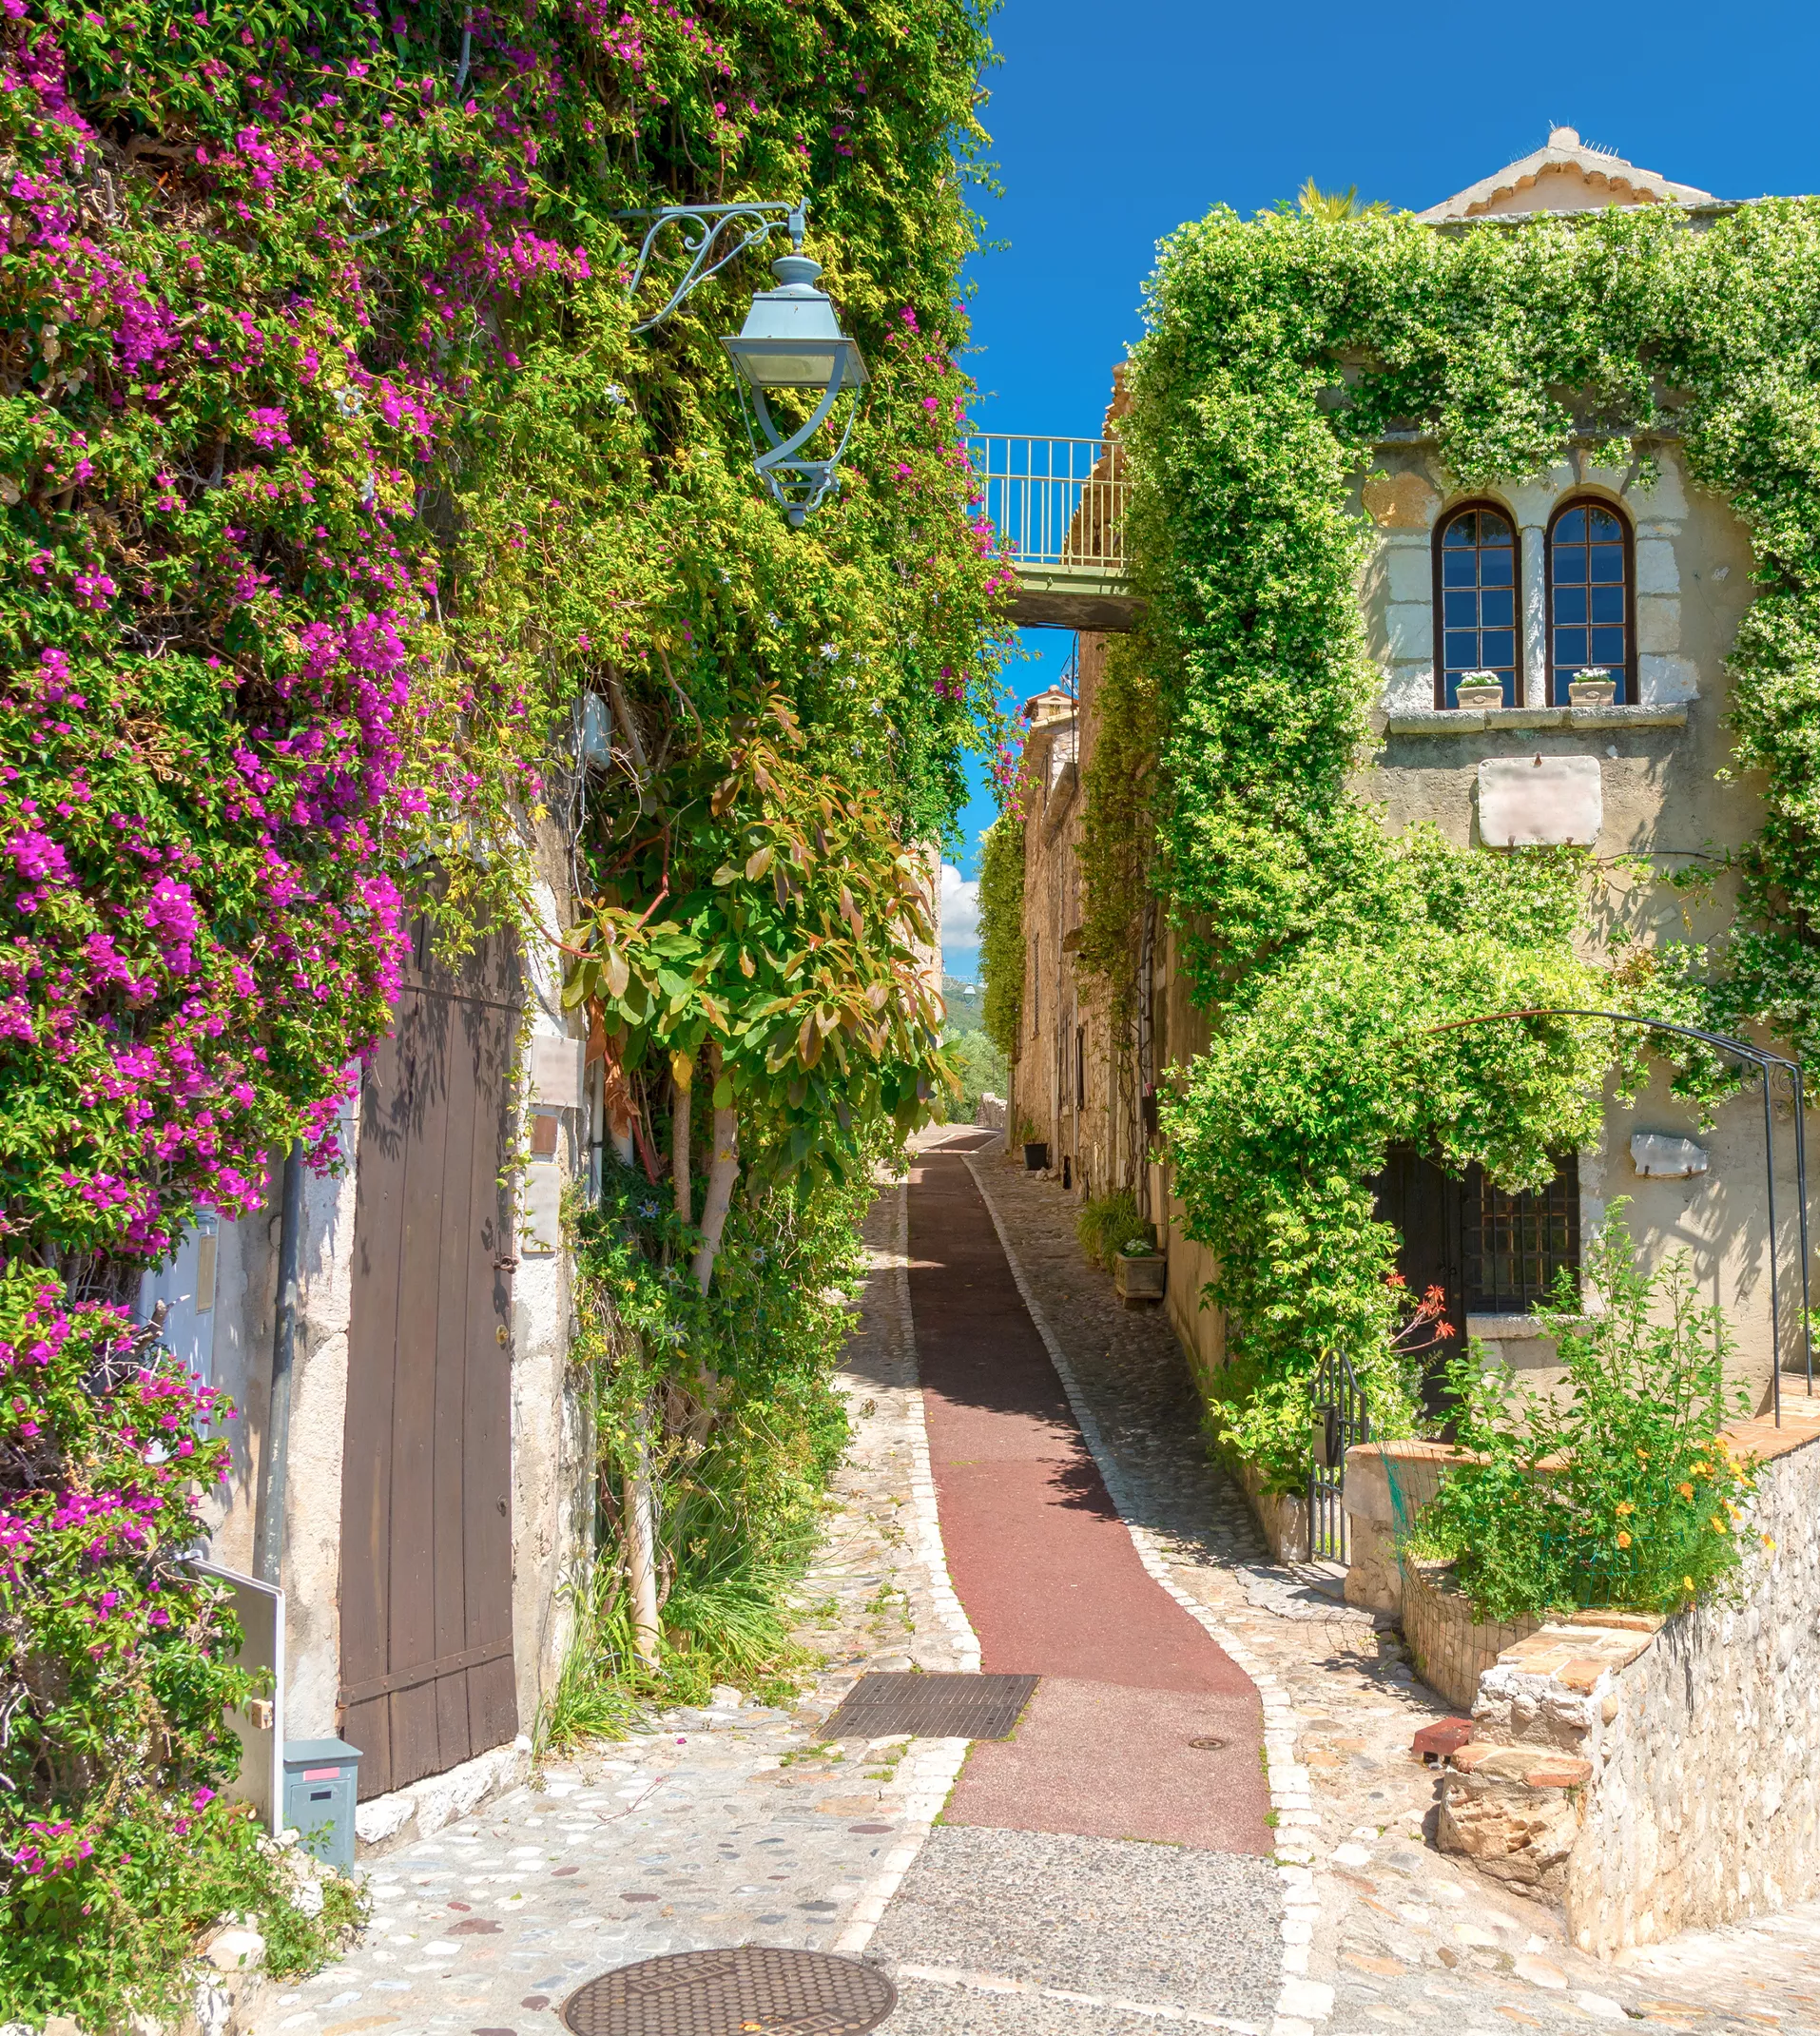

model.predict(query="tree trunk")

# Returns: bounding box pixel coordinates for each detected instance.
[671,1059,692,1226]
[625,1398,660,1664]
[691,1057,740,1297]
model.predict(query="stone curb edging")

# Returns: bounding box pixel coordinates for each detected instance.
[882,1171,983,1677]
[831,1173,980,1961]
[963,1154,1334,2036]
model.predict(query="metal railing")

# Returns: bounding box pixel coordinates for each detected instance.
[1309,1350,1370,1564]
[968,435,1128,576]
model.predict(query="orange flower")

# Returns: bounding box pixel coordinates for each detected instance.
[1616,1500,1635,1517]
[1677,1483,1694,1500]
[1616,1530,1633,1549]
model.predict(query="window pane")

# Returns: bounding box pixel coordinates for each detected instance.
[1441,590,1476,627]
[1554,509,1586,543]
[1591,584,1625,624]
[1591,628,1627,664]
[1443,630,1480,669]
[1442,550,1478,587]
[1481,630,1515,669]
[1479,587,1514,627]
[1479,549,1514,586]
[1443,514,1477,546]
[1556,629,1589,668]
[1588,509,1622,541]
[1478,511,1513,541]
[1554,586,1587,625]
[1553,544,1587,583]
[1590,544,1624,583]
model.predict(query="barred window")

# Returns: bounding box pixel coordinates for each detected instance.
[1464,1154,1580,1313]
[1548,501,1632,704]
[1436,505,1519,708]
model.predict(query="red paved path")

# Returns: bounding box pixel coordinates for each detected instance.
[907,1139,1270,1853]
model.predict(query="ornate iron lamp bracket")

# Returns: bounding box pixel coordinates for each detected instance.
[615,201,805,335]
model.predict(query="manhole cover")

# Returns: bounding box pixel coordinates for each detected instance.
[1189,1736,1228,1751]
[823,1672,1037,1741]
[563,1947,896,2036]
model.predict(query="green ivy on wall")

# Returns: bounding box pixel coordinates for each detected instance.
[1107,199,1820,1488]
[977,810,1025,1061]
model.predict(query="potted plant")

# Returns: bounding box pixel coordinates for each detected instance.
[1453,669,1505,709]
[1567,666,1617,707]
[1113,1232,1167,1307]
[1018,1116,1049,1172]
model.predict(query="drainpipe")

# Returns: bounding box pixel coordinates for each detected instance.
[253,1142,304,1587]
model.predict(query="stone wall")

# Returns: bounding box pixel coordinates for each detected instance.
[1564,1415,1820,1953]
[1424,1411,1820,1957]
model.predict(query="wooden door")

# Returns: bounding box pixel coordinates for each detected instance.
[338,921,521,1798]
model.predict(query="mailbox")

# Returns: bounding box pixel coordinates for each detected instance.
[281,1737,361,1872]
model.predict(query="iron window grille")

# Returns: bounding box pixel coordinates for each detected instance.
[1464,1154,1580,1313]
[1547,500,1634,704]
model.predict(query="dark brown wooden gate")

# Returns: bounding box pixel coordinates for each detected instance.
[338,919,521,1798]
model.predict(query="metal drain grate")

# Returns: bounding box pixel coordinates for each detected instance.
[823,1672,1037,1741]
[563,1947,896,2036]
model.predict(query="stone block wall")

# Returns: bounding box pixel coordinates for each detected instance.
[1424,1418,1820,1957]
[1563,1422,1820,1954]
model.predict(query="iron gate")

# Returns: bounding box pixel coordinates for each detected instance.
[1309,1352,1370,1563]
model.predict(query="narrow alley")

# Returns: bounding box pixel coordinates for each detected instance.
[253,1136,1820,2036]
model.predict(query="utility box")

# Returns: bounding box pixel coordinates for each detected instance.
[281,1737,361,1872]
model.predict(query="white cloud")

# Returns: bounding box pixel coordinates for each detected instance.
[939,862,979,980]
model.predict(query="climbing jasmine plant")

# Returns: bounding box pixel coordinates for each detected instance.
[1103,199,1820,1488]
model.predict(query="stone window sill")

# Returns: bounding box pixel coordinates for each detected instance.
[1383,704,1688,737]
[1467,1312,1553,1340]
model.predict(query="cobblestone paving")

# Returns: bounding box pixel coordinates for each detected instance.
[259,1153,1820,2036]
[965,1145,1820,2036]
[249,1173,963,2036]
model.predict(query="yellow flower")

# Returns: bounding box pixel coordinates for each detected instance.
[1617,1530,1633,1549]
[1616,1500,1636,1516]
[1762,1534,1777,1552]
[1683,1575,1695,1593]
[1677,1483,1694,1500]
[1692,1459,1711,1476]
[1713,1515,1729,1534]
[1636,1447,1650,1464]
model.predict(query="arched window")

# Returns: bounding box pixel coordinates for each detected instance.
[1547,500,1633,705]
[1435,505,1519,708]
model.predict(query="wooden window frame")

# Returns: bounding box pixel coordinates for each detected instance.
[1545,495,1636,707]
[1433,499,1523,709]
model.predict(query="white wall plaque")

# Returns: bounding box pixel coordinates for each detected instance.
[1478,755,1602,847]
[1630,1132,1709,1180]
[529,1033,584,1109]
[520,1163,563,1256]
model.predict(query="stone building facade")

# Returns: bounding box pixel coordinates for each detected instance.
[1007,127,1812,1421]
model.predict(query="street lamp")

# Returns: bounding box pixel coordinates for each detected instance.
[720,242,868,527]
[617,199,869,527]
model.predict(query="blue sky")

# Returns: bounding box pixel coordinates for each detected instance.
[937,0,1820,977]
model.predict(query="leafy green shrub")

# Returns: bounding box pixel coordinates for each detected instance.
[1076,1188,1151,1272]
[941,1026,1007,1123]
[1408,1209,1759,1621]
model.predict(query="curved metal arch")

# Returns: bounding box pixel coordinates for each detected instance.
[1422,1006,1811,1424]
